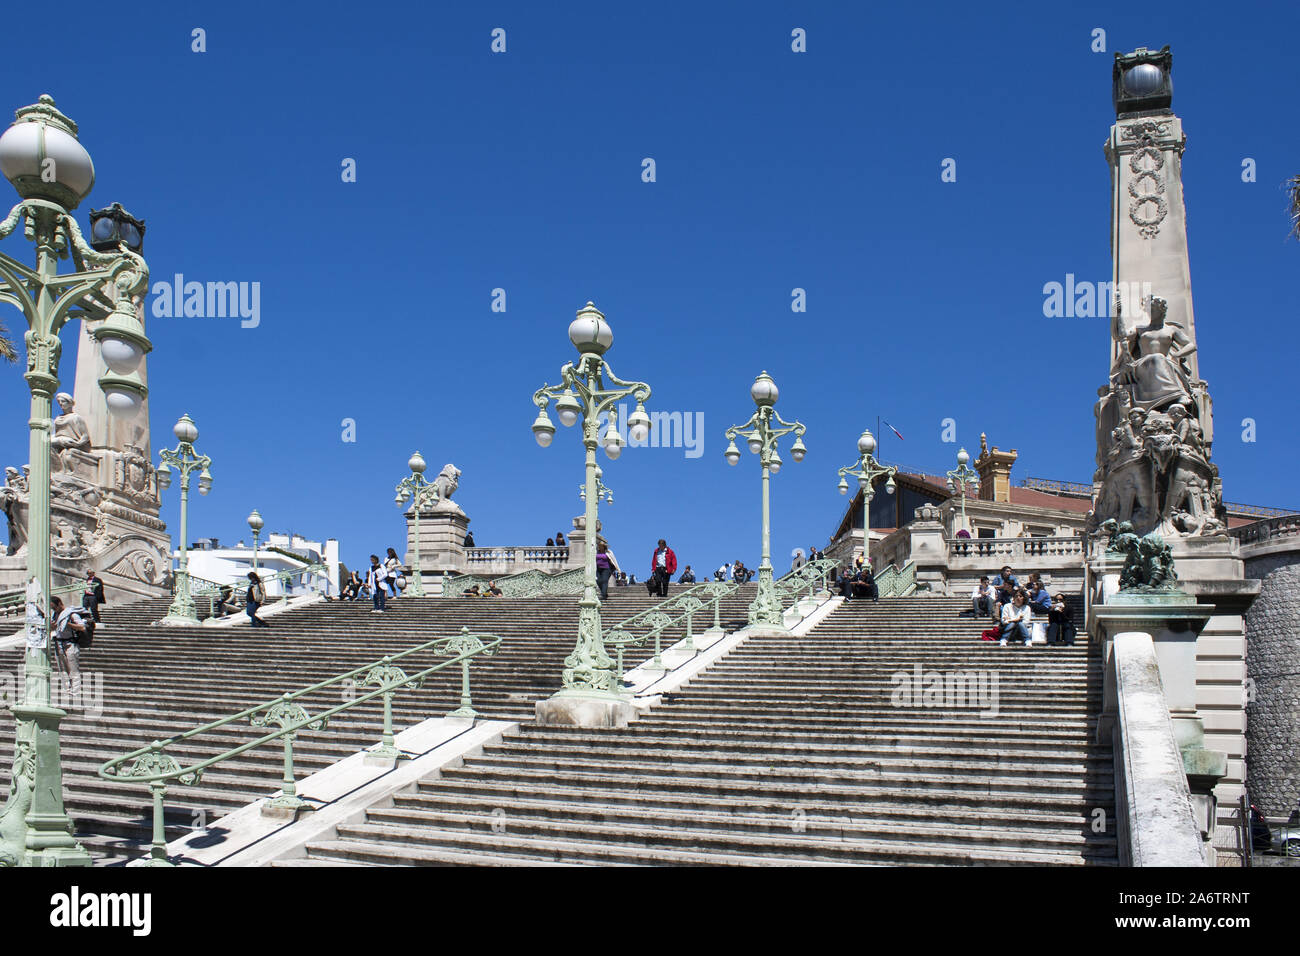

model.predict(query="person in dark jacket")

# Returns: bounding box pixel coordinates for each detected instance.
[650,539,677,597]
[1046,593,1076,646]
[82,570,106,625]
[838,567,854,599]
[853,565,879,601]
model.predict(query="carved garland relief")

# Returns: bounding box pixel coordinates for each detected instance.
[1123,123,1170,239]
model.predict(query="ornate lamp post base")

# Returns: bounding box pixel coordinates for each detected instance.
[0,654,91,866]
[536,596,636,727]
[747,567,789,633]
[535,687,635,729]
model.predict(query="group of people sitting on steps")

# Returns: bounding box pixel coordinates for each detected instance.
[460,581,504,598]
[836,559,879,601]
[971,565,1076,646]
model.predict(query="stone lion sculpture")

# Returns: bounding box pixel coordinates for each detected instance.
[432,464,463,513]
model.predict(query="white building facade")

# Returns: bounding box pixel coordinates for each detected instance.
[174,532,339,597]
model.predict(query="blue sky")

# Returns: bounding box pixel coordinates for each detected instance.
[0,0,1296,576]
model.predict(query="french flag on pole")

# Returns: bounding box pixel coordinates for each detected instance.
[881,420,905,441]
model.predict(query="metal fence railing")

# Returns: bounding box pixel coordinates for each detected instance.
[98,626,501,866]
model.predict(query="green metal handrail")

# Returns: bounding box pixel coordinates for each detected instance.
[186,562,330,619]
[184,572,227,595]
[772,557,837,604]
[0,579,84,612]
[603,558,838,683]
[98,626,502,866]
[448,566,586,598]
[873,559,917,597]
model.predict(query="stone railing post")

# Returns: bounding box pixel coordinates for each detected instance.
[906,503,948,594]
[1094,591,1225,862]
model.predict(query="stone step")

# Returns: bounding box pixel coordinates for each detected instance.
[365,804,1117,855]
[459,751,1114,789]
[315,821,1111,866]
[485,740,1114,775]
[396,787,1115,833]
[440,762,1115,801]
[518,726,1106,754]
[415,773,1113,817]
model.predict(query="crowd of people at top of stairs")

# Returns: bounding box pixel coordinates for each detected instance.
[969,565,1076,647]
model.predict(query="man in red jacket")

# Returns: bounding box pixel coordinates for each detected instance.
[650,539,677,598]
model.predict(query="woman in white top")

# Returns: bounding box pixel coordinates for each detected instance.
[384,548,402,597]
[999,590,1033,646]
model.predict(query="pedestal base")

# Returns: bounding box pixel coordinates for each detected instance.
[535,692,634,728]
[159,614,201,627]
[744,625,792,639]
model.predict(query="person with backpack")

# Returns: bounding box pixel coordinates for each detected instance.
[51,595,90,705]
[82,569,106,625]
[366,554,386,612]
[245,571,270,627]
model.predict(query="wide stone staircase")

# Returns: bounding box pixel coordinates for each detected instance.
[281,595,1118,866]
[0,585,753,865]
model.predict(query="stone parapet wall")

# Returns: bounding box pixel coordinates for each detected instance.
[1241,548,1300,817]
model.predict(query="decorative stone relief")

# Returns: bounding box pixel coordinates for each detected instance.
[1124,126,1168,239]
[1091,291,1223,538]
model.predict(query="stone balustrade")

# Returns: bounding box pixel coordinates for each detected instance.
[463,546,572,577]
[947,535,1086,564]
[1228,513,1300,559]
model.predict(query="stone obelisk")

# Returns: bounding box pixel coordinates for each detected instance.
[67,266,172,600]
[1093,46,1221,538]
[0,211,170,601]
[1090,47,1259,861]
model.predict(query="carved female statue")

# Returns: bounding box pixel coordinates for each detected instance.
[1117,297,1196,410]
[50,392,91,472]
[0,468,27,556]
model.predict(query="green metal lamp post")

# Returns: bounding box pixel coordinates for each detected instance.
[0,95,152,867]
[531,301,652,702]
[247,509,263,570]
[836,428,896,568]
[395,451,439,597]
[945,447,980,534]
[157,415,212,625]
[724,371,807,630]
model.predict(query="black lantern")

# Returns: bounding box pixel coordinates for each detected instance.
[88,201,145,253]
[1112,46,1173,117]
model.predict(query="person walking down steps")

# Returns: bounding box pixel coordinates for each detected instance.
[650,538,677,598]
[367,555,387,613]
[82,569,106,628]
[245,571,271,628]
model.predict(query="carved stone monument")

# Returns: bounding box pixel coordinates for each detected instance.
[0,277,170,600]
[1091,47,1223,539]
[1087,47,1259,860]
